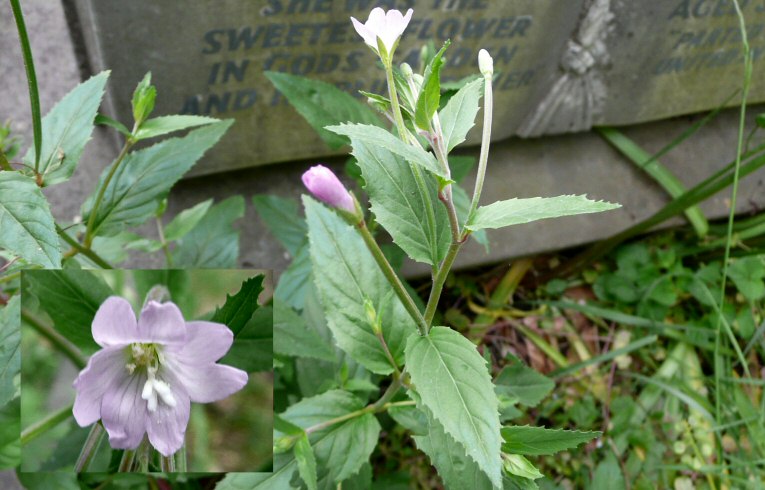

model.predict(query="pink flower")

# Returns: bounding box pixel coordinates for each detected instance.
[351,7,414,55]
[72,297,248,456]
[301,164,355,213]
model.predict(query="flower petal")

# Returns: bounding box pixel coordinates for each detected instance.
[136,301,187,345]
[72,346,129,426]
[146,372,190,456]
[168,359,248,403]
[101,372,148,450]
[351,16,377,49]
[92,297,139,347]
[164,321,234,364]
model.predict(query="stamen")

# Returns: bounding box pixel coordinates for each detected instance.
[147,391,158,412]
[126,363,136,374]
[141,378,154,400]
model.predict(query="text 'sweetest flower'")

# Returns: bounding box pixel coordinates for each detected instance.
[302,164,355,213]
[72,297,248,456]
[351,7,413,56]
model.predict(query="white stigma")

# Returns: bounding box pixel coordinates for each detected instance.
[140,367,176,412]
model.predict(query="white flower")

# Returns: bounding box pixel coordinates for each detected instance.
[351,7,413,56]
[478,49,494,76]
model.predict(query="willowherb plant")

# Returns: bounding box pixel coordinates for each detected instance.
[242,7,621,490]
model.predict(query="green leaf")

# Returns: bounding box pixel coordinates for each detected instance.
[466,195,621,231]
[274,301,335,362]
[23,71,109,185]
[0,398,20,469]
[134,115,219,141]
[415,42,449,131]
[727,256,765,301]
[163,199,213,242]
[265,71,382,150]
[500,426,600,456]
[327,123,448,181]
[172,196,244,268]
[351,136,449,266]
[82,120,232,237]
[211,275,265,336]
[591,454,625,490]
[304,197,416,375]
[502,454,543,480]
[276,390,380,487]
[17,472,84,490]
[214,473,281,490]
[413,404,497,490]
[220,306,273,372]
[405,326,502,487]
[388,403,429,436]
[439,78,482,153]
[253,194,307,256]
[24,269,114,352]
[274,244,312,310]
[0,296,20,408]
[494,360,554,408]
[0,172,61,268]
[295,434,318,490]
[95,114,130,136]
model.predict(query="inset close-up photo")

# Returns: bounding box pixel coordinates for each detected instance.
[19,269,273,474]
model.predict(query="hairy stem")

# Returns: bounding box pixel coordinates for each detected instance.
[56,224,114,269]
[160,454,176,472]
[21,403,74,445]
[22,308,87,369]
[357,221,427,335]
[118,449,136,472]
[423,242,460,327]
[84,140,133,247]
[75,423,105,472]
[155,216,173,267]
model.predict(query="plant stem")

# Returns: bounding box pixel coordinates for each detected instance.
[466,70,494,226]
[22,308,86,369]
[376,330,401,377]
[118,449,136,472]
[56,224,114,269]
[423,242,460,327]
[21,403,73,445]
[155,216,173,267]
[357,221,427,335]
[9,0,41,174]
[160,454,176,472]
[0,271,21,285]
[475,259,533,326]
[137,438,150,472]
[75,423,105,472]
[84,140,133,247]
[175,444,187,472]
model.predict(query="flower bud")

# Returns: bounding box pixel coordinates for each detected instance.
[301,164,355,214]
[478,49,493,76]
[400,62,413,78]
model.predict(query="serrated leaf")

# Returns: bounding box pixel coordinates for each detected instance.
[327,123,448,180]
[414,404,498,490]
[350,136,449,266]
[24,72,109,185]
[0,172,61,268]
[501,426,600,456]
[253,194,308,257]
[274,301,335,362]
[295,434,318,490]
[265,71,382,149]
[0,297,20,408]
[134,115,218,141]
[215,473,284,490]
[172,196,244,268]
[415,42,449,130]
[163,199,213,242]
[439,77,482,152]
[466,195,621,231]
[275,390,381,488]
[274,245,312,310]
[211,275,264,335]
[388,403,428,436]
[23,269,114,353]
[494,361,554,408]
[405,326,502,487]
[304,197,416,375]
[82,120,232,237]
[220,306,273,372]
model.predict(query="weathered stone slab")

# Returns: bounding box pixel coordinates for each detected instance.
[67,0,765,175]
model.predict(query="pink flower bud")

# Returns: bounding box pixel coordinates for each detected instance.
[302,164,355,213]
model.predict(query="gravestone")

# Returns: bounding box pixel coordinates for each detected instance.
[67,0,765,175]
